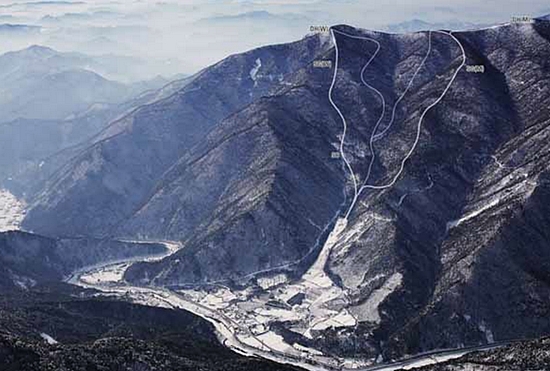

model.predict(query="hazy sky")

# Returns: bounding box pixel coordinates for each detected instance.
[0,0,548,80]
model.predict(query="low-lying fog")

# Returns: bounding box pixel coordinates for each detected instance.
[0,0,548,81]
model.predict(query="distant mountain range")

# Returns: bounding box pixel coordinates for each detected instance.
[0,45,166,123]
[197,10,310,24]
[0,44,176,195]
[383,19,487,33]
[0,23,41,34]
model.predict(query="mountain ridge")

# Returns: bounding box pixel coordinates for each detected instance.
[23,33,330,238]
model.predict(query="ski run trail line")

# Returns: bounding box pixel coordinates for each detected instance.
[361,30,466,192]
[357,30,432,207]
[329,28,388,219]
[329,28,466,220]
[371,35,432,142]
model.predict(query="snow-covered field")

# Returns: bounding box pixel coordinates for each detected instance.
[351,272,403,323]
[80,262,131,285]
[0,189,26,232]
[167,216,363,366]
[65,224,365,369]
[40,333,59,345]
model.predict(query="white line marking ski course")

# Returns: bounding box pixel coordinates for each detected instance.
[329,28,466,221]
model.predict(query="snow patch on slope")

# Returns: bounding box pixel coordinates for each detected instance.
[351,272,403,323]
[249,58,262,86]
[479,321,495,343]
[447,164,538,232]
[0,189,26,232]
[40,333,58,345]
[446,197,501,230]
[11,274,36,290]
